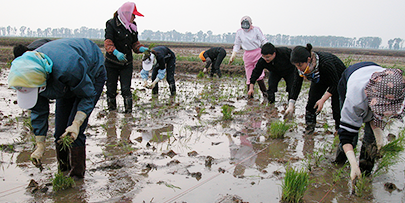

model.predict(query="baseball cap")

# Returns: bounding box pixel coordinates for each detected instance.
[15,87,39,109]
[133,4,144,17]
[142,53,156,71]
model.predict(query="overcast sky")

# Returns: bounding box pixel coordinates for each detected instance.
[1,0,404,46]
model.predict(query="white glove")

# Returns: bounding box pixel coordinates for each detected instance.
[372,127,384,151]
[203,68,207,73]
[284,99,296,117]
[229,51,237,64]
[346,150,361,181]
[31,135,46,166]
[60,111,87,141]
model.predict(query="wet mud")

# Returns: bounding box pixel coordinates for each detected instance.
[0,48,405,202]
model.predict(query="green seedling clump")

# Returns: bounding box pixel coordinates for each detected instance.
[268,120,292,139]
[281,166,310,203]
[221,104,234,120]
[60,136,73,151]
[52,171,76,192]
[197,71,205,79]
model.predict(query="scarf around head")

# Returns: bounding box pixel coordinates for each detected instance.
[118,2,137,33]
[8,51,53,88]
[365,69,405,129]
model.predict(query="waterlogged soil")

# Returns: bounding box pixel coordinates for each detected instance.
[0,48,405,203]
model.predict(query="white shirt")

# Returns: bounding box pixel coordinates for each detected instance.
[232,27,268,52]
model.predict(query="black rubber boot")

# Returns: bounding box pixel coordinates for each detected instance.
[107,97,116,111]
[169,83,176,96]
[68,146,86,179]
[124,96,133,113]
[333,143,347,165]
[359,141,377,176]
[56,143,71,172]
[305,110,316,135]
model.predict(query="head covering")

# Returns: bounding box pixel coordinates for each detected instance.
[241,16,253,31]
[142,53,156,71]
[8,51,53,109]
[199,51,206,62]
[365,69,405,128]
[118,2,143,33]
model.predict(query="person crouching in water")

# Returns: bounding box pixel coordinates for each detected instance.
[199,47,226,78]
[141,46,176,96]
[8,38,106,179]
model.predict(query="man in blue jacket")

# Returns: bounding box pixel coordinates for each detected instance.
[8,38,106,179]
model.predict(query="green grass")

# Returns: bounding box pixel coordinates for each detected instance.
[374,129,405,176]
[281,166,310,203]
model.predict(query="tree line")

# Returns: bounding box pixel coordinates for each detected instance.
[1,25,403,50]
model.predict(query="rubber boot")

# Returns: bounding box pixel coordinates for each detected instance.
[359,141,377,176]
[107,97,117,111]
[333,143,347,165]
[152,83,158,95]
[305,110,316,135]
[68,146,86,179]
[124,96,133,113]
[217,69,222,78]
[257,80,268,98]
[56,143,71,172]
[169,83,176,96]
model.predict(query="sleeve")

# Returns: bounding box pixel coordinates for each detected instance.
[131,32,144,54]
[338,98,365,145]
[250,59,265,84]
[290,69,303,101]
[256,27,268,46]
[30,96,50,136]
[232,31,242,53]
[104,20,116,54]
[322,62,340,94]
[205,57,212,69]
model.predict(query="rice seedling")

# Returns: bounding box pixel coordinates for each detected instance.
[281,165,310,203]
[52,171,76,192]
[343,55,354,67]
[374,130,405,176]
[267,120,292,139]
[59,135,74,151]
[332,163,348,183]
[221,104,234,120]
[197,71,205,79]
[353,173,372,197]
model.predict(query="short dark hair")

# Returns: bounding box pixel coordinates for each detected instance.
[261,43,276,55]
[290,43,313,63]
[13,44,29,58]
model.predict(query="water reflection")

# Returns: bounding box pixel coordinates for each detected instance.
[228,134,257,177]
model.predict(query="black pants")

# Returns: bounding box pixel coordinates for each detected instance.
[211,49,226,76]
[105,60,133,99]
[54,69,106,147]
[306,81,340,128]
[151,56,176,95]
[267,71,300,103]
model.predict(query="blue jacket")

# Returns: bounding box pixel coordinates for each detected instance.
[32,38,106,136]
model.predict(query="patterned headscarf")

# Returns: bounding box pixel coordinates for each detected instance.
[365,69,405,129]
[118,2,142,33]
[8,51,53,88]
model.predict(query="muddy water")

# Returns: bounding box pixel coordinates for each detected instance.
[0,68,404,203]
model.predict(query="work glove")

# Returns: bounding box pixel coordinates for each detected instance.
[372,127,384,151]
[142,79,148,87]
[139,46,149,53]
[229,51,237,64]
[148,78,160,89]
[284,99,296,118]
[346,150,361,181]
[60,111,87,142]
[113,49,127,62]
[140,69,149,81]
[203,68,208,73]
[157,69,166,80]
[30,135,46,166]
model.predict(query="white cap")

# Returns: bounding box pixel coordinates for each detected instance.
[15,87,38,109]
[142,53,156,71]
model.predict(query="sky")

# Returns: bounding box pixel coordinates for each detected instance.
[1,0,405,47]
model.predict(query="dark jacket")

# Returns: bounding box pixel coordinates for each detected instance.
[104,16,141,66]
[204,47,225,61]
[152,46,175,70]
[314,52,346,94]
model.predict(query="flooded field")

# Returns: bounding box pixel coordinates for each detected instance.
[0,44,404,203]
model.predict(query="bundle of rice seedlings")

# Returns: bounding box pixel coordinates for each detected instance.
[281,166,309,203]
[52,171,75,192]
[268,120,292,139]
